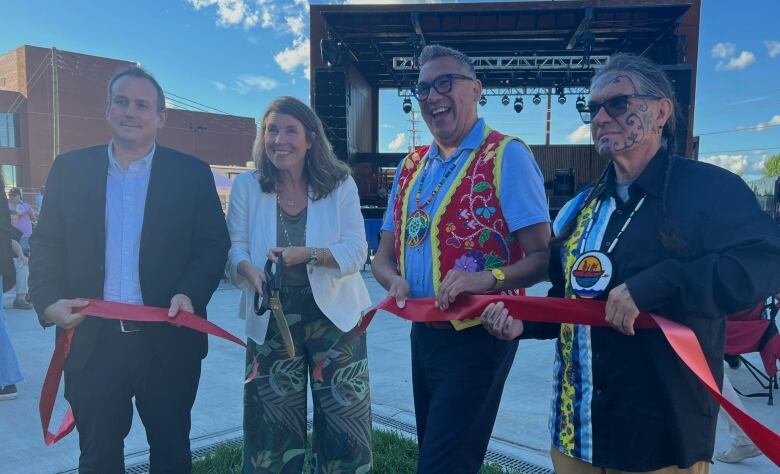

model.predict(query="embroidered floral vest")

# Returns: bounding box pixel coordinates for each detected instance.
[392,126,526,301]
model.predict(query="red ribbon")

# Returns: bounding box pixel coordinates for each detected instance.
[40,299,249,446]
[42,296,780,467]
[317,294,780,466]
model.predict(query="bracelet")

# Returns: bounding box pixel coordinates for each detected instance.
[307,247,319,265]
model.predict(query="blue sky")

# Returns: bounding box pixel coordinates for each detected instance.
[2,0,778,180]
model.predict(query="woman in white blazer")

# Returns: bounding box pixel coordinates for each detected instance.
[227,96,372,474]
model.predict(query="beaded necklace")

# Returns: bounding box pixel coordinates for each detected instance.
[405,157,459,248]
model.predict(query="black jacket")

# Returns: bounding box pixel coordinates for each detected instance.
[525,150,780,471]
[29,144,231,372]
[0,190,20,291]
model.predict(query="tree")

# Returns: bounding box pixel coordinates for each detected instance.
[764,154,780,177]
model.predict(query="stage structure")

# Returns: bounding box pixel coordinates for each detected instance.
[309,0,700,241]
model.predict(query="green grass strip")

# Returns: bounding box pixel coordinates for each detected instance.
[192,429,521,473]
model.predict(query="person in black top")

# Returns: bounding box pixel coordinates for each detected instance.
[480,53,780,473]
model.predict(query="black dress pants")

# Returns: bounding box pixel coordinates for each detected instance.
[411,322,518,474]
[64,323,201,474]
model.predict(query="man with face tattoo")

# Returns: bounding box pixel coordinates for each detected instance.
[480,53,780,473]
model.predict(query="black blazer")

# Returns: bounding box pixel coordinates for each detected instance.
[30,144,231,373]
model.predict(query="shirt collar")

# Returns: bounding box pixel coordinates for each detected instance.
[598,148,668,201]
[427,118,485,163]
[108,142,156,172]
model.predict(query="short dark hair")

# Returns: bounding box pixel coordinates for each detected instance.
[107,65,166,112]
[8,187,21,197]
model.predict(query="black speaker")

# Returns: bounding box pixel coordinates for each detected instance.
[552,168,575,197]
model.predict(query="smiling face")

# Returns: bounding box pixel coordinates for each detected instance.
[589,73,669,161]
[106,76,166,150]
[417,56,482,151]
[263,112,312,176]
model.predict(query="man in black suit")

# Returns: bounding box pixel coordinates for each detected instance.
[29,66,230,473]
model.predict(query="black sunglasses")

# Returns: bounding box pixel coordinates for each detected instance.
[587,94,661,121]
[412,73,475,101]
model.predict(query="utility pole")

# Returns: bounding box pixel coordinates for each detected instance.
[545,87,552,146]
[51,47,60,159]
[407,107,422,152]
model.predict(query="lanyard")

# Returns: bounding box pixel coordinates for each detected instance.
[578,194,647,255]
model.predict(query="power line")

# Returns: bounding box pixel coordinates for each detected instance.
[698,123,780,136]
[698,146,780,157]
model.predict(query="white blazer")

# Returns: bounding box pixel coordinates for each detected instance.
[227,171,372,345]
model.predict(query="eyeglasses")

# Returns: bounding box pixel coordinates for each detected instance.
[587,94,661,121]
[412,73,475,101]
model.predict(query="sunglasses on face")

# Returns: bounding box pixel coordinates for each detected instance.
[412,73,475,101]
[587,94,661,121]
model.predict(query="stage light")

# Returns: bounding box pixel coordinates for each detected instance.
[575,95,586,112]
[501,95,510,106]
[479,94,487,106]
[402,97,412,114]
[532,93,542,105]
[514,97,523,113]
[557,86,566,105]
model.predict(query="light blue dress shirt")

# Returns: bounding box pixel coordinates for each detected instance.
[382,119,549,298]
[103,144,155,305]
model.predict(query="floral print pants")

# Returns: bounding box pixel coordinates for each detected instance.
[242,286,372,474]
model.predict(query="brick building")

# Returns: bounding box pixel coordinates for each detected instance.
[0,45,256,190]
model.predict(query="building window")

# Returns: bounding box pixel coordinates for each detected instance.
[2,165,17,188]
[0,113,20,148]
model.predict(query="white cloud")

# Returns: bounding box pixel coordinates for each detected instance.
[164,98,178,109]
[388,133,407,151]
[213,81,227,91]
[286,15,306,36]
[566,125,591,144]
[754,115,780,131]
[187,0,311,79]
[187,0,259,29]
[711,42,735,59]
[275,36,310,79]
[752,158,767,173]
[716,50,756,71]
[382,124,393,129]
[232,74,279,94]
[701,154,749,175]
[765,40,780,59]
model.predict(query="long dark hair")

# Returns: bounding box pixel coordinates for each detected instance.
[254,96,350,201]
[554,54,688,255]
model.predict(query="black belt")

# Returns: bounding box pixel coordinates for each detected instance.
[423,321,457,331]
[105,319,143,333]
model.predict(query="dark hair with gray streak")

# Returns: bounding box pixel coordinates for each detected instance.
[107,65,166,112]
[418,45,476,78]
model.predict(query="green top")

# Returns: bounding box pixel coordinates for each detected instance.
[276,204,309,287]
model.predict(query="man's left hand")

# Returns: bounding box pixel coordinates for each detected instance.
[168,293,194,318]
[605,283,639,336]
[435,270,494,310]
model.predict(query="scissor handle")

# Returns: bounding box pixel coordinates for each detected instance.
[254,254,285,315]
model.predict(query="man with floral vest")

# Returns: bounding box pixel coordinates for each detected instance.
[372,45,551,473]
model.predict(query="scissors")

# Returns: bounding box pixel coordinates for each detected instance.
[253,254,295,358]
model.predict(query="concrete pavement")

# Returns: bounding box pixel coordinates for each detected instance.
[0,272,776,473]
